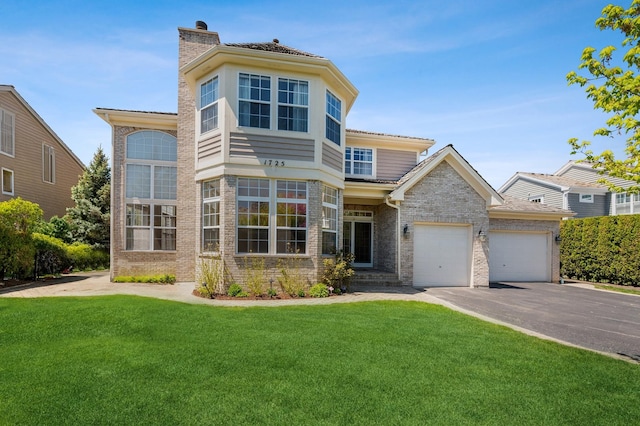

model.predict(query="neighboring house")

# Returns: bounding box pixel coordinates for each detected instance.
[95,22,571,287]
[500,160,640,218]
[0,85,85,219]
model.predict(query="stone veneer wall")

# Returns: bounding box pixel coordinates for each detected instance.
[398,161,490,287]
[488,218,561,283]
[110,126,177,279]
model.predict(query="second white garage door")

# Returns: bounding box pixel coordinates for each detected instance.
[413,224,471,287]
[489,231,550,282]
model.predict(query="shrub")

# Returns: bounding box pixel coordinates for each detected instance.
[277,255,308,297]
[309,283,329,298]
[267,287,277,297]
[560,215,640,285]
[0,198,42,279]
[198,256,226,298]
[66,243,109,271]
[243,256,266,296]
[323,250,355,292]
[227,283,243,297]
[33,233,70,277]
[113,274,175,284]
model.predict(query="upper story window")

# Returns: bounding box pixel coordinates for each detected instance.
[326,91,341,145]
[1,108,15,157]
[125,131,177,251]
[42,144,55,183]
[345,147,373,176]
[579,193,594,203]
[239,73,271,129]
[200,76,219,134]
[2,168,13,195]
[278,78,308,132]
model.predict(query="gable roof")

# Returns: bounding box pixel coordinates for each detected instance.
[498,171,607,193]
[0,85,84,169]
[489,194,574,220]
[389,144,502,206]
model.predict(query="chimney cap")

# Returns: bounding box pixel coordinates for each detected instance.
[273,38,279,44]
[195,21,208,30]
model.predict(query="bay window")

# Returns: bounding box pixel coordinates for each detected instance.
[322,185,338,254]
[326,91,341,145]
[239,73,271,128]
[278,78,308,132]
[236,178,308,254]
[202,179,221,252]
[200,76,219,134]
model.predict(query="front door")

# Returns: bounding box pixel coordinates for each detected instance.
[343,212,373,267]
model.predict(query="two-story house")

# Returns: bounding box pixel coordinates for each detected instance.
[0,85,84,219]
[500,160,639,218]
[96,22,571,288]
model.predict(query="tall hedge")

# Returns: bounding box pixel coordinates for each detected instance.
[560,215,640,285]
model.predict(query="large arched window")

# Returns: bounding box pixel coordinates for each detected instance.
[124,131,177,251]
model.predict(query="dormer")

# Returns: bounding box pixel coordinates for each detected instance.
[178,27,358,189]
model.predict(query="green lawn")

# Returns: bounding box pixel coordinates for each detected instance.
[1,297,639,425]
[595,284,640,296]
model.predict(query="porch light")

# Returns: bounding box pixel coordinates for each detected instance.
[477,230,487,242]
[555,234,562,243]
[403,224,409,235]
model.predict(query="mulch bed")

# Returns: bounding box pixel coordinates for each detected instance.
[191,290,345,300]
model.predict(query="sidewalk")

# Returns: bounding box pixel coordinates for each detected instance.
[0,271,445,307]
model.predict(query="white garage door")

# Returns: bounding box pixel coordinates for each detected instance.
[489,232,550,282]
[413,225,470,287]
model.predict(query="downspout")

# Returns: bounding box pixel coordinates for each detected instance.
[384,195,401,281]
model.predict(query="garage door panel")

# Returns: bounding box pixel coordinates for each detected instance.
[413,225,470,287]
[489,232,549,282]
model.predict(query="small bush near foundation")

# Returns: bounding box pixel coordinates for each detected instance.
[113,274,175,284]
[227,283,243,297]
[243,256,266,296]
[277,254,308,297]
[267,287,277,297]
[198,256,226,299]
[309,283,329,298]
[322,250,355,292]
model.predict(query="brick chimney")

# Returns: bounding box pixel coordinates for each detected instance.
[175,22,220,281]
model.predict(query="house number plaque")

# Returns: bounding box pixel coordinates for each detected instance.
[263,159,286,167]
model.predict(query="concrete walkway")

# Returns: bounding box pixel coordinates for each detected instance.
[0,271,443,307]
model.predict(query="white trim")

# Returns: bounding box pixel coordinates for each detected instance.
[579,193,594,203]
[2,167,14,195]
[0,108,15,158]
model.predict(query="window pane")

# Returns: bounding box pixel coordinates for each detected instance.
[154,166,177,200]
[154,228,176,250]
[322,231,337,255]
[203,179,220,199]
[200,77,218,108]
[154,205,176,227]
[126,228,150,250]
[2,168,13,194]
[126,131,177,161]
[201,104,218,133]
[326,115,341,145]
[126,164,151,198]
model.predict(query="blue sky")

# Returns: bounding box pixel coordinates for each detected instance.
[0,0,627,188]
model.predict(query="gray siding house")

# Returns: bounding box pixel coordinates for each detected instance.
[500,161,639,218]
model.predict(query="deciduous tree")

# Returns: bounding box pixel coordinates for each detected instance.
[567,0,640,193]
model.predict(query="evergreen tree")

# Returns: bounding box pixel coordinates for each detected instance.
[67,146,111,249]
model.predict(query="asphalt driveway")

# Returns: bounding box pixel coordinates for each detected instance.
[426,282,640,362]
